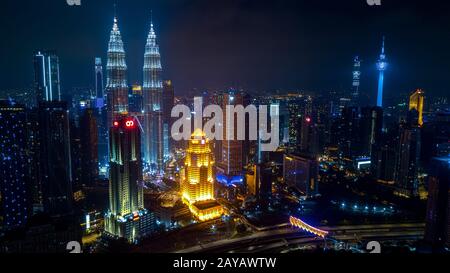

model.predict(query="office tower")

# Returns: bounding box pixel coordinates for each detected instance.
[352,56,361,104]
[80,108,99,186]
[162,80,175,156]
[70,119,83,190]
[372,144,397,183]
[362,106,383,156]
[143,19,164,172]
[421,112,450,169]
[376,36,388,108]
[283,154,319,198]
[210,92,224,163]
[338,107,382,163]
[245,164,272,200]
[95,58,104,99]
[0,100,30,229]
[300,115,318,155]
[38,101,73,216]
[395,123,421,197]
[94,58,105,109]
[425,156,450,248]
[104,116,155,242]
[338,107,362,161]
[129,85,143,113]
[95,107,109,176]
[287,99,302,151]
[409,89,425,126]
[33,50,61,102]
[106,17,129,128]
[180,129,223,221]
[216,91,244,186]
[26,108,43,214]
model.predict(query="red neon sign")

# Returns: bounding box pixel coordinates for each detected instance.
[125,120,135,128]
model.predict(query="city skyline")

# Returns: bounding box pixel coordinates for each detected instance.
[1,0,450,260]
[1,0,450,101]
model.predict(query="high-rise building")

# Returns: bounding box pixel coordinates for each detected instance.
[216,91,244,185]
[143,19,164,172]
[210,92,224,163]
[300,115,318,155]
[33,50,61,103]
[283,154,319,198]
[106,17,129,128]
[79,108,99,186]
[38,101,73,216]
[104,116,155,243]
[162,80,175,157]
[409,89,425,127]
[338,106,382,164]
[395,123,421,198]
[376,37,388,108]
[129,84,143,113]
[425,156,450,248]
[180,129,223,221]
[421,112,450,169]
[246,164,272,201]
[94,57,105,109]
[95,57,104,99]
[352,56,361,104]
[0,100,30,229]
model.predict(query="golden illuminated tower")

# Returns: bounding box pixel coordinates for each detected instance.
[181,129,223,221]
[409,89,425,126]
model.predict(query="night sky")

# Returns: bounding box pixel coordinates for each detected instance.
[1,0,450,102]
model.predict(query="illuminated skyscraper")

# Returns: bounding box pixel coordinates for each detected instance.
[283,154,319,198]
[94,57,105,110]
[409,89,425,126]
[95,57,104,99]
[143,18,164,172]
[180,129,223,221]
[0,100,30,229]
[395,123,421,198]
[216,91,244,185]
[79,108,99,186]
[104,116,155,242]
[38,101,73,216]
[106,17,129,127]
[425,156,450,248]
[162,80,175,157]
[33,50,61,103]
[352,56,361,104]
[376,37,388,108]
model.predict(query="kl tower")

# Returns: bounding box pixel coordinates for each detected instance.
[376,36,388,108]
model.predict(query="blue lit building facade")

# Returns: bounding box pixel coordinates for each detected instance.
[0,100,30,230]
[376,37,388,108]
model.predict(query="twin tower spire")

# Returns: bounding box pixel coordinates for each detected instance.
[106,15,164,173]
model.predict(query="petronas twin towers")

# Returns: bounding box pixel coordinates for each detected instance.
[106,16,164,173]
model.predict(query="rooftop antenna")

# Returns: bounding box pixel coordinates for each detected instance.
[114,0,117,18]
